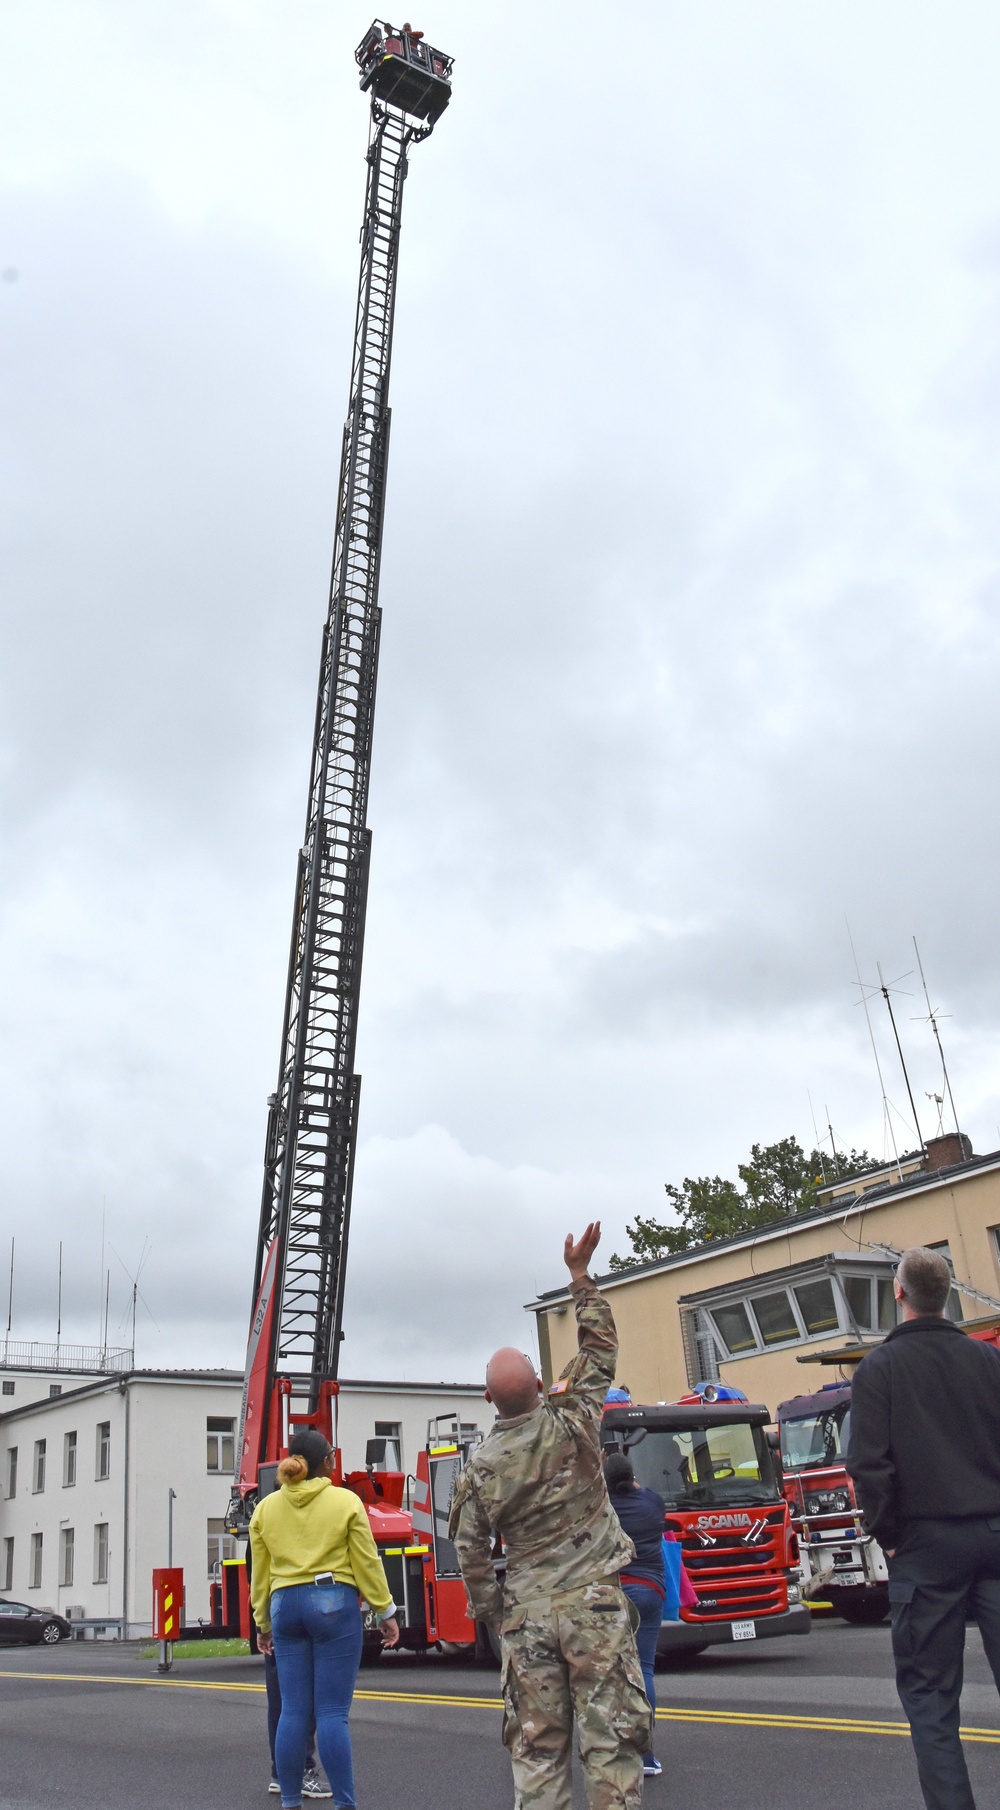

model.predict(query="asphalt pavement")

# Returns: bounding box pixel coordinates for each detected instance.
[2,1615,999,1810]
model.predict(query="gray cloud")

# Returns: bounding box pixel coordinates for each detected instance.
[3,1,1000,1376]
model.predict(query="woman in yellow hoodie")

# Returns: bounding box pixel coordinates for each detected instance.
[249,1429,399,1810]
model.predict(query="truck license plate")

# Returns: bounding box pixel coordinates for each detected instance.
[731,1620,756,1640]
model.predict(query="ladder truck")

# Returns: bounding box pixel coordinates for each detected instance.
[225,23,466,1654]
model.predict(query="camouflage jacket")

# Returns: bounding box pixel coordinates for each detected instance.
[449,1278,635,1623]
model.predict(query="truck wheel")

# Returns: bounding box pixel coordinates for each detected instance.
[830,1588,889,1626]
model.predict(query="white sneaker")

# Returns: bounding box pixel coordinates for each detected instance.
[268,1780,280,1794]
[643,1755,663,1777]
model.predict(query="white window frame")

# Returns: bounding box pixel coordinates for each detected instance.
[94,1523,109,1586]
[29,1531,43,1589]
[63,1430,77,1488]
[59,1527,75,1588]
[96,1422,111,1481]
[32,1439,46,1494]
[2,1535,12,1591]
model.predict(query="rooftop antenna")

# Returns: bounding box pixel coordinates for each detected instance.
[111,1238,158,1361]
[56,1240,63,1364]
[98,1197,106,1348]
[101,1270,110,1368]
[846,917,903,1182]
[807,1092,828,1182]
[912,937,961,1137]
[4,1237,12,1364]
[876,961,924,1153]
[824,1105,841,1178]
[926,1092,945,1137]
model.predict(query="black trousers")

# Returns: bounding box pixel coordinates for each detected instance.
[888,1516,1000,1810]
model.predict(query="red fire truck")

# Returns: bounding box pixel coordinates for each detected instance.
[776,1381,888,1624]
[602,1394,810,1655]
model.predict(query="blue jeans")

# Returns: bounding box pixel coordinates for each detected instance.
[264,1650,316,1776]
[622,1582,662,1754]
[271,1583,363,1810]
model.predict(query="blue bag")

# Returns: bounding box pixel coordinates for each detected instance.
[661,1536,682,1621]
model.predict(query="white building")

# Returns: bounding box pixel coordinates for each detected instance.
[1,1345,483,1637]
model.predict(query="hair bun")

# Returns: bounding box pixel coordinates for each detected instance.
[277,1454,309,1484]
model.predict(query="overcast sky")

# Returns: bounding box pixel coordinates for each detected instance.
[3,1,1000,1384]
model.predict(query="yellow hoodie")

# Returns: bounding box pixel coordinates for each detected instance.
[248,1478,393,1633]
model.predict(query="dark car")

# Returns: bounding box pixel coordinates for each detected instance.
[0,1598,71,1644]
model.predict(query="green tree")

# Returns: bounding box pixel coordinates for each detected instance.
[608,1136,878,1271]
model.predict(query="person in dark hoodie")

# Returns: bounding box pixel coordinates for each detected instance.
[846,1244,1000,1810]
[604,1451,666,1780]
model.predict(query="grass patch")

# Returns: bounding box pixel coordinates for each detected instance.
[140,1637,251,1660]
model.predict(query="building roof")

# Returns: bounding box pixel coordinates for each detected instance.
[0,1368,484,1424]
[525,1148,1000,1310]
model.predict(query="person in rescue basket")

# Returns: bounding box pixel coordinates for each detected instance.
[603,1451,665,1779]
[249,1428,400,1810]
[450,1223,651,1810]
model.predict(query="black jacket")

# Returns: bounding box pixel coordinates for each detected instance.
[845,1316,1000,1548]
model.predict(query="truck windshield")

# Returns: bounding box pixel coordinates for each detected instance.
[623,1421,779,1508]
[780,1405,850,1471]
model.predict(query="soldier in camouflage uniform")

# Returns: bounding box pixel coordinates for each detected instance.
[450,1223,651,1810]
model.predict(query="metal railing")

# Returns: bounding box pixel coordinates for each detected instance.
[0,1339,133,1374]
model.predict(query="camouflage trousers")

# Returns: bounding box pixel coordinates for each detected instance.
[499,1580,651,1810]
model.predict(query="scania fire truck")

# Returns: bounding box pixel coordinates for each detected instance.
[603,1395,810,1654]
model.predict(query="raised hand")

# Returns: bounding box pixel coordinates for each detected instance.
[564,1222,601,1282]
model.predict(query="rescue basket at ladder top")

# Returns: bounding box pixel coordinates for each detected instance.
[356,20,453,124]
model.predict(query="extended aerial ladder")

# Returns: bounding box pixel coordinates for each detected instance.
[228,22,453,1535]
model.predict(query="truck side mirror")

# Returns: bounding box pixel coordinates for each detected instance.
[365,1438,388,1469]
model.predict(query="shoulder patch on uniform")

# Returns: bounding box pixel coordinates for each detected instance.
[548,1377,570,1395]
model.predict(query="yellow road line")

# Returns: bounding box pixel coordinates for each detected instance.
[2,1670,999,1745]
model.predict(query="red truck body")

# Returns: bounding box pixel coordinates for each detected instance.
[602,1399,810,1654]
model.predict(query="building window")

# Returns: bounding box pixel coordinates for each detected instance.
[794,1278,839,1335]
[4,1446,16,1500]
[374,1421,402,1469]
[207,1518,238,1580]
[2,1536,12,1591]
[32,1439,46,1493]
[49,1384,62,1398]
[94,1523,109,1586]
[63,1431,77,1488]
[96,1422,111,1480]
[927,1241,965,1321]
[206,1418,235,1474]
[711,1301,756,1355]
[843,1274,873,1330]
[60,1527,75,1589]
[877,1278,898,1329]
[750,1290,800,1347]
[29,1532,43,1589]
[1,1380,13,1396]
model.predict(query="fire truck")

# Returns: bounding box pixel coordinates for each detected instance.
[776,1381,888,1624]
[778,1324,1000,1626]
[603,1391,810,1654]
[222,21,491,1663]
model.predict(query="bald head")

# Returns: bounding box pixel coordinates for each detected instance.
[486,1347,542,1418]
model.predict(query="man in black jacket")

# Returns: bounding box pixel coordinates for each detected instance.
[846,1245,1000,1810]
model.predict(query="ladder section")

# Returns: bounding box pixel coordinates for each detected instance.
[254,104,413,1407]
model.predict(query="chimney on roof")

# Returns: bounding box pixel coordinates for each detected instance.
[923,1132,973,1173]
